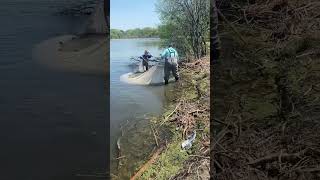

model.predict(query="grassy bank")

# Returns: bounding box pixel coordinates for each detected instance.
[129,56,210,179]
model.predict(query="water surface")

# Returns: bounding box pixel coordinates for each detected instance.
[110,39,171,178]
[0,1,107,179]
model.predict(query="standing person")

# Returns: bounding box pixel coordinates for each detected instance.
[161,43,179,85]
[140,50,152,71]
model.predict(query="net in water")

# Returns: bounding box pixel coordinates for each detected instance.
[120,62,173,85]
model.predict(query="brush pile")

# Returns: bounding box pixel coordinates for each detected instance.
[218,0,320,40]
[171,57,210,140]
[163,57,211,179]
[213,0,320,179]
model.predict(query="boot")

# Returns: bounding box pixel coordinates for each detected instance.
[164,80,168,85]
[175,77,179,82]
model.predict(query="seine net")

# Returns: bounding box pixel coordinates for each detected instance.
[120,62,173,85]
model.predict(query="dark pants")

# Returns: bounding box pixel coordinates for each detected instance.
[143,60,148,71]
[164,59,179,84]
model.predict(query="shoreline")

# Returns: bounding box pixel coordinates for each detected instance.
[129,56,210,179]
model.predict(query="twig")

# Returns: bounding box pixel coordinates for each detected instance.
[116,156,126,160]
[188,162,195,173]
[218,9,247,45]
[297,167,320,173]
[150,124,159,147]
[161,102,181,126]
[213,118,228,126]
[189,155,210,159]
[248,149,308,166]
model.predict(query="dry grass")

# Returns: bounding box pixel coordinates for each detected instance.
[163,57,211,179]
[213,0,320,179]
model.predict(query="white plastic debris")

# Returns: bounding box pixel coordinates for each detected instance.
[181,130,196,150]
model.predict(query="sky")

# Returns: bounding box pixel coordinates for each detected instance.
[110,0,160,30]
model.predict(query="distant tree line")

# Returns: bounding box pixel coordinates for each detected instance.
[110,27,159,39]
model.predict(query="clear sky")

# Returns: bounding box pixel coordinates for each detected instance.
[110,0,160,30]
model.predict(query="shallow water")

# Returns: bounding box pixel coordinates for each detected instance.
[0,1,107,179]
[0,1,178,178]
[110,39,164,135]
[110,39,172,177]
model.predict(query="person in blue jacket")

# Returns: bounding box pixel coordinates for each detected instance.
[140,50,152,71]
[161,43,179,85]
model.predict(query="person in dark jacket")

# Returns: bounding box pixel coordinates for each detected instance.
[140,50,152,71]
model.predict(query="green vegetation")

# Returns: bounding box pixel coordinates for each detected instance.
[140,134,189,179]
[110,27,159,39]
[111,1,211,179]
[111,0,211,59]
[156,0,210,58]
[136,56,210,179]
[129,1,212,178]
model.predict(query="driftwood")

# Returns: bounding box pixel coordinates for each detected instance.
[130,145,166,180]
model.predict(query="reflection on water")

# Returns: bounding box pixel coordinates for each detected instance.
[0,1,107,179]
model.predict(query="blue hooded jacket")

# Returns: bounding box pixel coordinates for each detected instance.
[161,47,178,59]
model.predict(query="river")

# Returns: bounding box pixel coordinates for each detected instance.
[0,1,106,179]
[0,0,175,179]
[110,38,174,178]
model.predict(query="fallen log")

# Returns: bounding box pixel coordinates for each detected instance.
[130,145,166,180]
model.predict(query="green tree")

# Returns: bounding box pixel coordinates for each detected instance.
[156,0,210,58]
[110,28,159,39]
